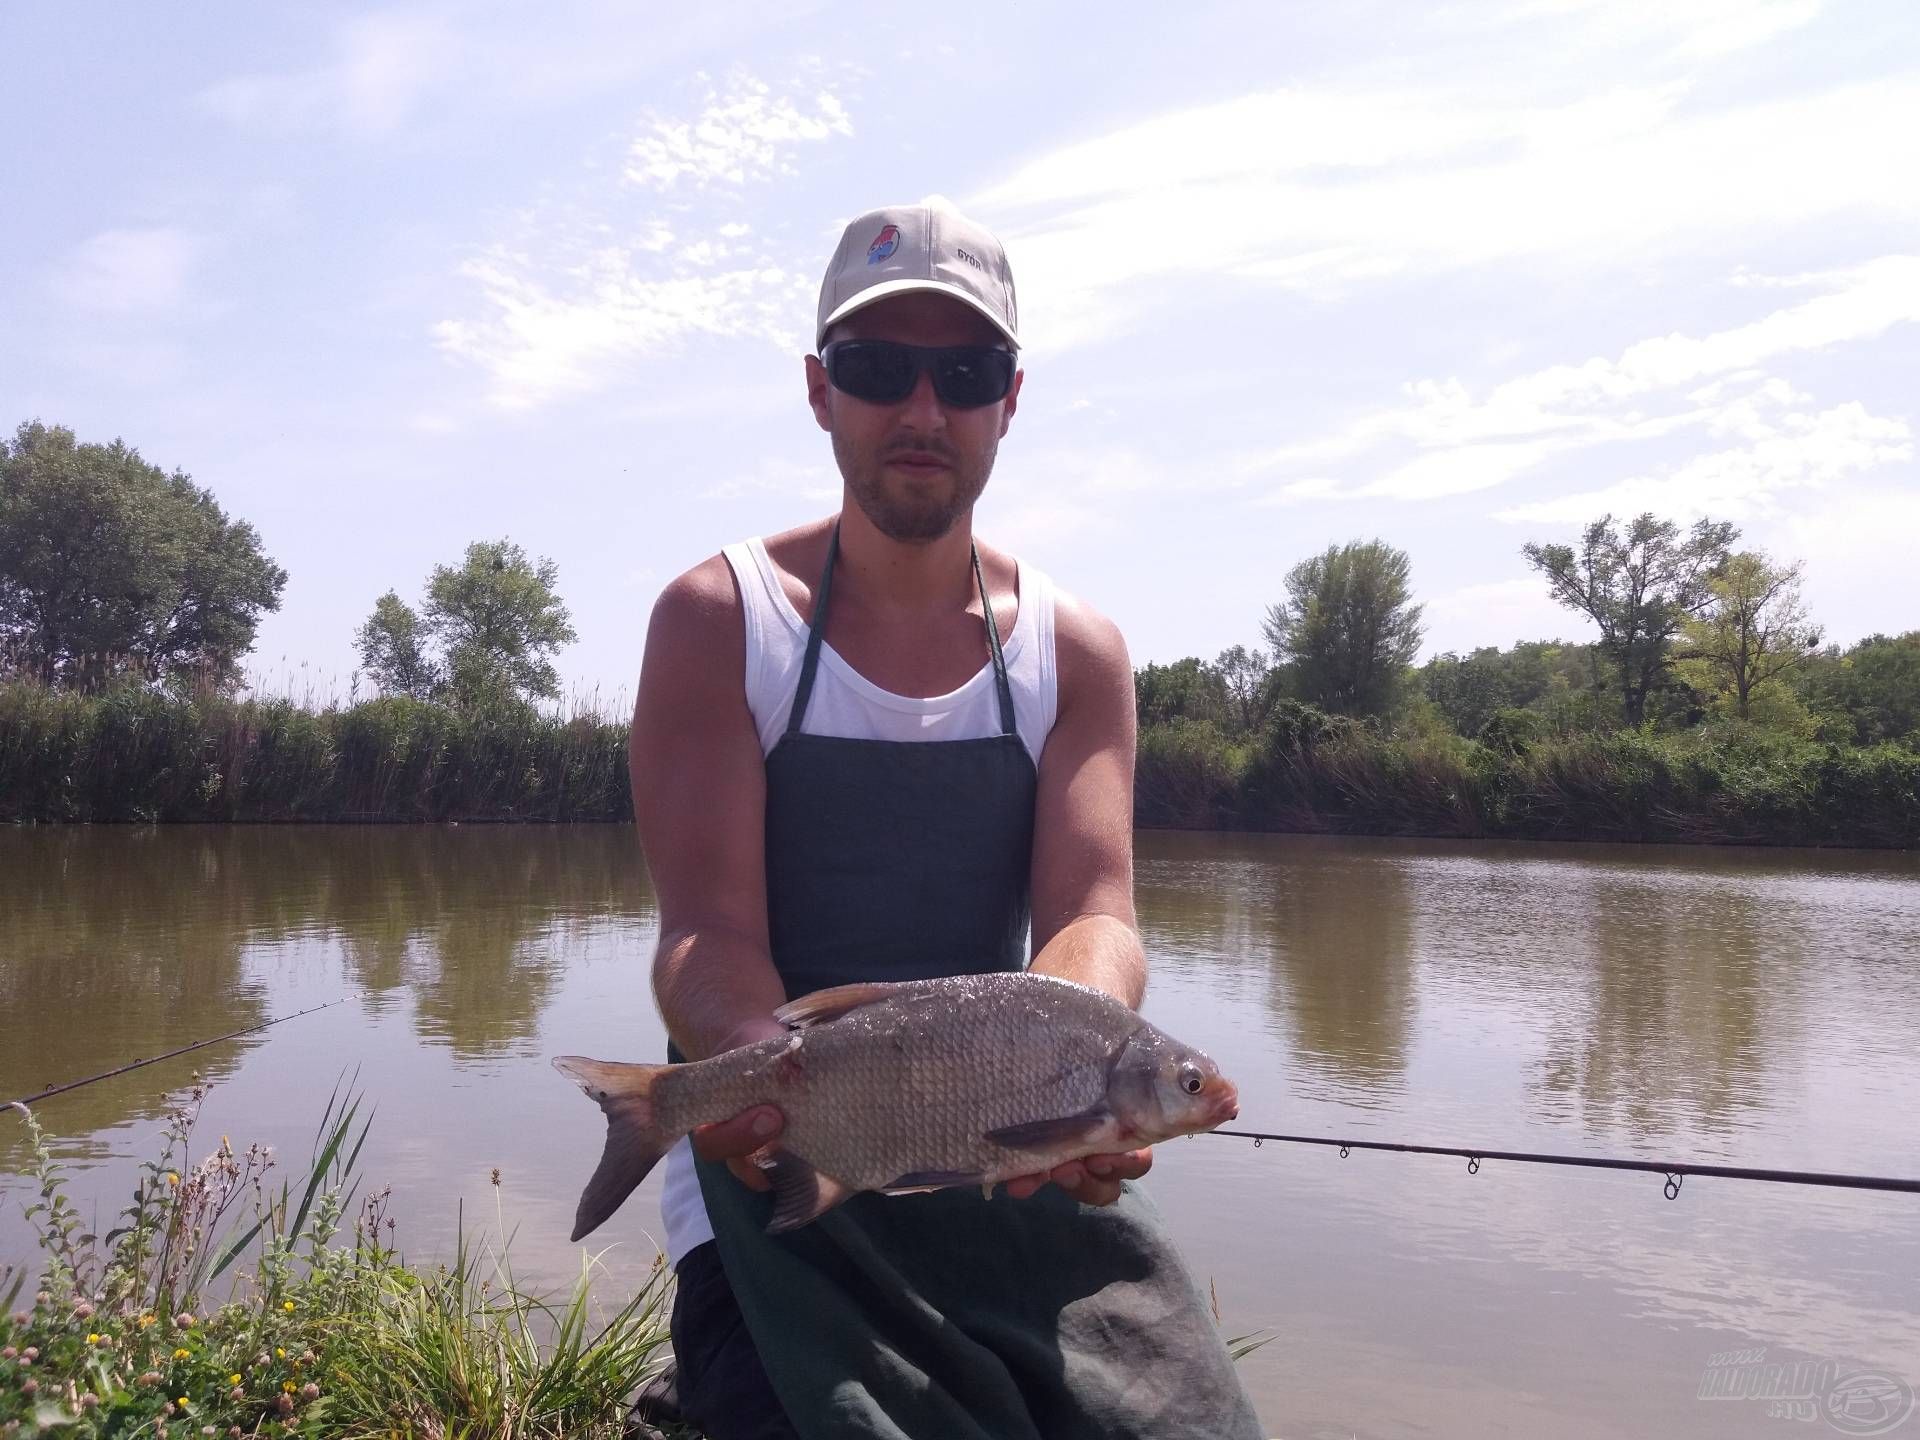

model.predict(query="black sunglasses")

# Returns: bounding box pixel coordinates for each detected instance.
[821,339,1016,409]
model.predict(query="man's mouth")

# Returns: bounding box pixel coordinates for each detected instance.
[887,452,951,472]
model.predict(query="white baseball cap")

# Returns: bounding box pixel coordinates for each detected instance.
[815,196,1019,352]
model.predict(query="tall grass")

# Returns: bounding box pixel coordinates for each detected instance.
[1140,710,1920,848]
[0,682,630,823]
[2,1086,676,1438]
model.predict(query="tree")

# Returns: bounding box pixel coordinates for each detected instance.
[353,590,439,700]
[1134,657,1229,731]
[0,420,286,689]
[1262,540,1424,717]
[357,539,577,707]
[1422,648,1514,737]
[1213,645,1273,735]
[1675,552,1822,720]
[1522,512,1736,727]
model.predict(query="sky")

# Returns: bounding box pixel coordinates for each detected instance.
[5,1,1918,707]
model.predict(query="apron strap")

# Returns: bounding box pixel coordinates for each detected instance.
[786,522,1018,740]
[785,525,841,739]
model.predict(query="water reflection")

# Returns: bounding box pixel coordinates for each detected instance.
[1533,861,1784,1140]
[0,825,653,1161]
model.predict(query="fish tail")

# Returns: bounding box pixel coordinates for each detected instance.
[553,1055,672,1242]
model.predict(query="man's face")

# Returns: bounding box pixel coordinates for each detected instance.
[806,291,1023,544]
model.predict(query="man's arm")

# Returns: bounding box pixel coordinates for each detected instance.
[632,556,787,1177]
[1007,591,1152,1205]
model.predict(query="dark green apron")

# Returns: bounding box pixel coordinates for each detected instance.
[694,527,1263,1439]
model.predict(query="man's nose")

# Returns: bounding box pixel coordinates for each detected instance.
[897,368,947,430]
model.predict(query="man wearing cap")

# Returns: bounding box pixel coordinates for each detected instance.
[629,198,1262,1440]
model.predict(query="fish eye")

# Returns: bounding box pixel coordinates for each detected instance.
[1178,1063,1203,1095]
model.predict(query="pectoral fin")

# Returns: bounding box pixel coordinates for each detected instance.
[756,1148,857,1233]
[984,1104,1116,1151]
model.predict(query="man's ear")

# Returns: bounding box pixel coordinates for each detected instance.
[998,367,1024,438]
[805,353,832,432]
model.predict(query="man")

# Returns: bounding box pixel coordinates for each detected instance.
[629,198,1260,1439]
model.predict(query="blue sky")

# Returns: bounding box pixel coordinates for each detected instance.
[5,1,1918,705]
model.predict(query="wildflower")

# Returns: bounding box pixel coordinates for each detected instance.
[167,1172,179,1186]
[299,1383,319,1402]
[73,1301,95,1321]
[140,1314,158,1329]
[229,1429,243,1438]
[163,1403,177,1417]
[203,1428,216,1436]
[178,1396,190,1407]
[282,1300,295,1313]
[21,1379,38,1397]
[140,1372,164,1388]
[8,1311,24,1326]
[34,1293,50,1308]
[22,1347,38,1361]
[174,1312,196,1329]
[282,1381,296,1393]
[87,1334,101,1345]
[174,1348,193,1360]
[275,1348,286,1360]
[79,1394,99,1411]
[229,1374,242,1386]
[0,1347,13,1360]
[297,1351,314,1367]
[490,1167,501,1186]
[275,1393,294,1416]
[228,1388,244,1404]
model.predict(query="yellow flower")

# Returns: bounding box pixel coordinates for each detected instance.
[87,1333,101,1344]
[174,1348,192,1360]
[166,1172,179,1186]
[282,1382,295,1393]
[282,1301,295,1313]
[176,1396,189,1407]
[139,1314,157,1329]
[276,1349,286,1359]
[229,1375,241,1386]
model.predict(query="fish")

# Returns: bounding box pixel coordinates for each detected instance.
[553,970,1240,1242]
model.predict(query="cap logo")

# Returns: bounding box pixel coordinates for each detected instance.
[866,224,900,265]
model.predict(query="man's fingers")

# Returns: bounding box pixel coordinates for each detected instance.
[691,1106,784,1163]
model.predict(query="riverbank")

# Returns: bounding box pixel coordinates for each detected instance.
[4,682,1916,847]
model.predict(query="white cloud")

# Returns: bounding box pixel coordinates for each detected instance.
[976,71,1920,352]
[435,250,809,410]
[50,228,199,313]
[625,77,851,190]
[702,455,837,503]
[1244,257,1920,505]
[1496,395,1912,525]
[198,12,455,138]
[1422,576,1579,655]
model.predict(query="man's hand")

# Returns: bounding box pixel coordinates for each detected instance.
[1005,1147,1153,1207]
[692,1105,786,1191]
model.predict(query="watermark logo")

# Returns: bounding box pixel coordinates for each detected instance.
[1700,1348,1914,1434]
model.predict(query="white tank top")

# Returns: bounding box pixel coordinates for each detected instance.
[659,535,1060,1265]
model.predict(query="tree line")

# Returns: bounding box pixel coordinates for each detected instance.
[1141,521,1916,753]
[1,421,576,710]
[6,419,1918,842]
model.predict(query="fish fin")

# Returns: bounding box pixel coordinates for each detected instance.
[757,1148,856,1233]
[881,1169,989,1194]
[984,1104,1116,1151]
[773,981,908,1028]
[552,1056,671,1242]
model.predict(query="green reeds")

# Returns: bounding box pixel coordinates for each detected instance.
[0,681,632,823]
[1135,709,1920,848]
[2,1087,674,1438]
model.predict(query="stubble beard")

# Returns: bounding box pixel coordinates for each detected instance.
[836,431,996,544]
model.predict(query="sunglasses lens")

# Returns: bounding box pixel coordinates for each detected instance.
[933,348,1014,407]
[828,342,917,403]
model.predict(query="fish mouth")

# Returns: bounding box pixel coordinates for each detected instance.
[1202,1078,1239,1128]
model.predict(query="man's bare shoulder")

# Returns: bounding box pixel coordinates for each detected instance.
[651,552,742,642]
[1048,582,1133,707]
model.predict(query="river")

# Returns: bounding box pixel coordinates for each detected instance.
[3,826,1918,1438]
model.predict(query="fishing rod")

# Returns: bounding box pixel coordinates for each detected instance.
[5,996,352,1111]
[1209,1127,1920,1198]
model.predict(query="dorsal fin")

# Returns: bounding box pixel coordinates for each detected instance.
[774,980,911,1028]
